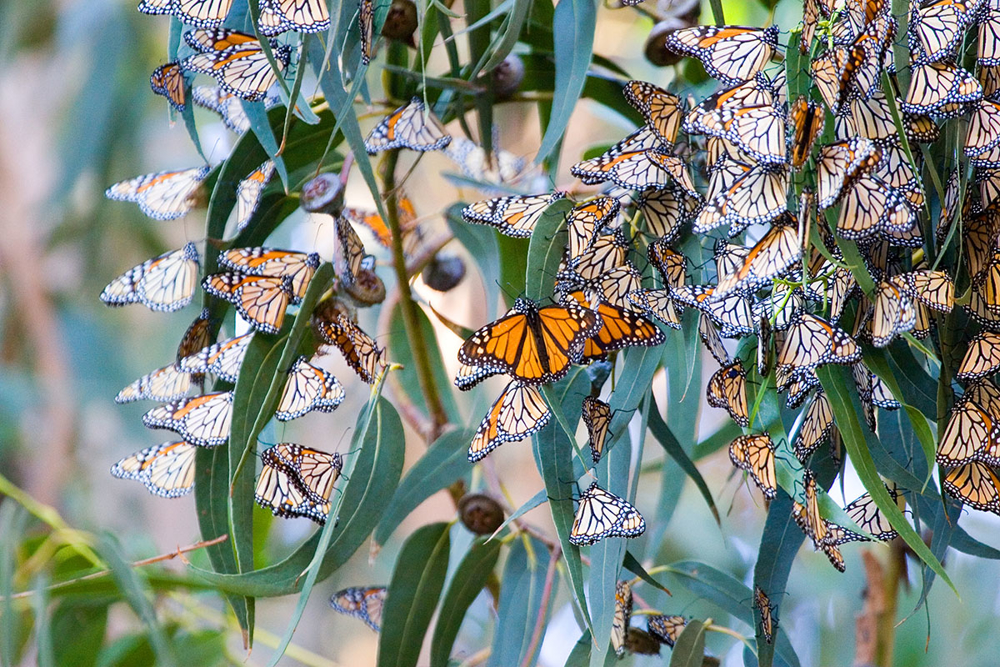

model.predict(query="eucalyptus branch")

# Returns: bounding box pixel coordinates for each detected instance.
[381,149,451,442]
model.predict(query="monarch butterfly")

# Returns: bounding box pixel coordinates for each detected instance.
[569,481,646,546]
[335,215,375,284]
[672,286,755,338]
[138,0,234,27]
[105,166,209,220]
[101,243,200,313]
[851,361,899,431]
[816,138,881,209]
[757,311,773,376]
[899,269,955,311]
[275,356,345,421]
[116,363,193,404]
[461,192,567,239]
[258,0,330,35]
[468,381,550,462]
[849,15,896,98]
[330,586,386,632]
[458,298,601,384]
[181,29,292,102]
[935,170,961,244]
[150,62,187,111]
[202,273,294,335]
[583,396,612,464]
[443,136,528,189]
[790,97,825,169]
[957,331,1000,381]
[176,308,213,388]
[639,185,698,244]
[626,289,682,329]
[902,59,983,118]
[963,208,1000,283]
[110,441,197,498]
[218,247,320,301]
[729,433,777,499]
[687,75,778,128]
[937,382,999,466]
[316,314,387,384]
[845,484,901,541]
[698,312,731,365]
[686,104,788,166]
[874,143,925,208]
[694,164,789,236]
[235,161,276,232]
[647,615,686,647]
[559,264,643,311]
[754,586,776,644]
[648,240,687,289]
[192,85,279,133]
[714,240,751,283]
[255,445,341,524]
[364,97,452,154]
[910,0,980,61]
[359,0,374,64]
[792,471,866,572]
[562,291,666,361]
[793,390,835,462]
[665,26,779,86]
[566,197,620,260]
[142,391,234,447]
[612,581,633,658]
[179,333,253,383]
[454,361,503,391]
[345,193,420,248]
[562,229,631,282]
[755,284,817,332]
[714,220,800,300]
[571,146,681,191]
[812,44,866,114]
[981,2,1000,62]
[623,81,683,147]
[777,312,862,373]
[708,361,749,427]
[943,459,1000,514]
[867,279,917,348]
[836,174,916,241]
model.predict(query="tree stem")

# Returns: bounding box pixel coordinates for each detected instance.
[380,149,450,443]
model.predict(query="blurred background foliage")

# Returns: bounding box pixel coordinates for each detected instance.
[3,0,1000,665]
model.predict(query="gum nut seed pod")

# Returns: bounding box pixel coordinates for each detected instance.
[381,0,418,43]
[344,267,387,305]
[301,173,344,215]
[624,628,662,656]
[458,493,505,535]
[421,254,466,292]
[492,54,526,99]
[645,18,689,67]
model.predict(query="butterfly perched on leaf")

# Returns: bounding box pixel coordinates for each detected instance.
[461,192,566,239]
[647,615,686,647]
[142,391,234,447]
[776,312,862,376]
[458,297,602,385]
[150,62,187,111]
[729,433,777,499]
[816,138,881,210]
[612,581,633,658]
[235,161,276,232]
[258,0,330,36]
[665,25,780,86]
[138,0,234,27]
[793,390,836,463]
[316,313,387,384]
[902,59,982,118]
[218,247,320,301]
[110,441,196,498]
[101,243,200,313]
[179,333,253,384]
[694,163,789,236]
[330,586,386,632]
[561,291,666,362]
[181,29,292,102]
[937,380,1000,467]
[566,197,620,259]
[623,80,684,148]
[792,469,868,572]
[105,166,209,220]
[202,273,295,335]
[844,483,901,541]
[943,459,1000,515]
[583,396,612,464]
[707,360,749,427]
[569,482,645,546]
[275,356,345,421]
[116,363,193,404]
[255,443,343,523]
[754,586,776,644]
[714,217,800,299]
[672,285,755,338]
[176,308,213,386]
[468,381,550,462]
[364,97,452,154]
[192,85,279,133]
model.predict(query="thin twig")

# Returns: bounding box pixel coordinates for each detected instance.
[7,535,229,600]
[519,544,562,667]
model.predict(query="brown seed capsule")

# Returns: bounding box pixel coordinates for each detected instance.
[300,173,344,216]
[645,18,689,67]
[421,254,465,292]
[344,267,386,306]
[458,493,505,535]
[624,628,662,656]
[492,54,525,99]
[381,0,418,43]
